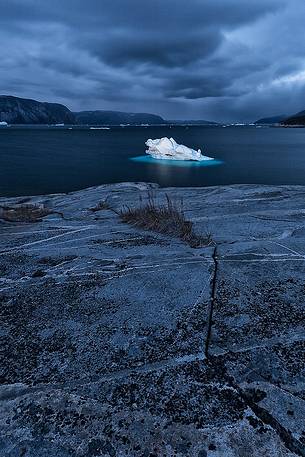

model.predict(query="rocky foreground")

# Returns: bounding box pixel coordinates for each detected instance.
[0,183,305,456]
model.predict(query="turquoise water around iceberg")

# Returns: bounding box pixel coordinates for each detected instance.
[130,155,224,167]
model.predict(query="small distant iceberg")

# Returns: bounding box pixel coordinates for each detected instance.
[90,127,110,130]
[145,137,214,161]
[0,121,8,126]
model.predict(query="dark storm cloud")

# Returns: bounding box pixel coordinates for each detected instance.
[91,30,222,68]
[163,74,229,99]
[1,0,305,121]
[72,0,277,68]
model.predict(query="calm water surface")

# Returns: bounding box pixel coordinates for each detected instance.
[1,125,305,196]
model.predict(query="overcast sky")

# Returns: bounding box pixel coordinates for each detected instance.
[1,0,305,122]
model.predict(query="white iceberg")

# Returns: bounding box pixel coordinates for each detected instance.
[145,137,213,161]
[0,121,8,126]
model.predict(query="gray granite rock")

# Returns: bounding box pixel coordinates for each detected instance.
[0,183,304,456]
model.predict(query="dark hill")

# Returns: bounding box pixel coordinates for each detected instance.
[0,95,75,124]
[74,110,165,125]
[282,110,305,126]
[254,115,287,124]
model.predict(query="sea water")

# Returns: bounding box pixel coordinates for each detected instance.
[1,125,305,196]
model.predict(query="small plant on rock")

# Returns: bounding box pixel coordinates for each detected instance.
[0,203,56,222]
[119,192,212,248]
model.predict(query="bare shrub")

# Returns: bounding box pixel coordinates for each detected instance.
[119,192,212,248]
[0,203,56,222]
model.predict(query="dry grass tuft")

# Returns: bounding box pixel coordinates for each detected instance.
[119,193,212,248]
[0,203,55,222]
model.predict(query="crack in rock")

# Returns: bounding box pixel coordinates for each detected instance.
[205,245,218,358]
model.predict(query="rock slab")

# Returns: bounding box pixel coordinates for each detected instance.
[0,183,305,456]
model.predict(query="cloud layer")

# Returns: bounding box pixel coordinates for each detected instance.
[1,0,304,121]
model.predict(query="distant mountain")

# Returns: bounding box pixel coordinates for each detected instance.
[282,110,305,126]
[167,119,218,125]
[74,110,165,125]
[0,95,75,124]
[254,115,287,124]
[0,95,219,126]
[255,110,305,126]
